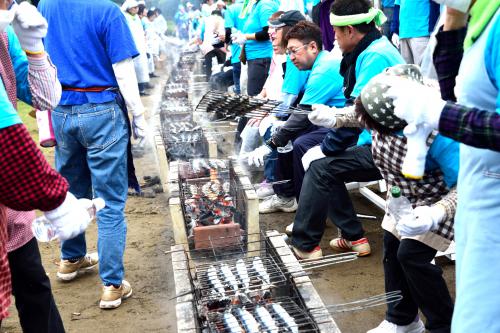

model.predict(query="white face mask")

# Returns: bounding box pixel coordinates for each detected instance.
[433,0,472,13]
[0,2,16,32]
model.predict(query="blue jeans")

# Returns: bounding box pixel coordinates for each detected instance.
[263,128,277,182]
[51,101,129,286]
[232,62,241,94]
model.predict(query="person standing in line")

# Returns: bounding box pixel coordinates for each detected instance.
[38,0,149,310]
[224,0,245,94]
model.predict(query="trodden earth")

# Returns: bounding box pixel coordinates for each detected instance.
[1,64,455,333]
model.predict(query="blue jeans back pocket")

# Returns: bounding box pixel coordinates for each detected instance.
[78,104,117,149]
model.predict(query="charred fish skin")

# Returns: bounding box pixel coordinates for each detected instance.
[222,312,241,333]
[268,303,298,333]
[255,305,279,333]
[232,307,260,333]
[252,256,271,285]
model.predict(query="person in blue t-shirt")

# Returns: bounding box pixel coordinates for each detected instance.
[289,0,404,260]
[381,0,395,38]
[232,0,279,95]
[391,0,440,65]
[39,0,149,310]
[224,0,245,93]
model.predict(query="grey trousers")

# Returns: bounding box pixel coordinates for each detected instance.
[400,37,430,65]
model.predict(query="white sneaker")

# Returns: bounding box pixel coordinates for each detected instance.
[367,319,425,333]
[259,195,298,213]
[256,180,275,199]
[285,223,294,235]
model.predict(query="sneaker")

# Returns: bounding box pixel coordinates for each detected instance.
[367,319,425,333]
[256,180,275,199]
[285,223,294,235]
[259,195,298,214]
[291,246,323,260]
[99,280,133,309]
[329,237,371,256]
[57,253,99,281]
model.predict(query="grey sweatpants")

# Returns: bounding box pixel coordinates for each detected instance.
[400,37,430,65]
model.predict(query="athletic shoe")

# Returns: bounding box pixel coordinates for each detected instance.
[367,319,425,333]
[329,237,371,256]
[256,180,275,199]
[259,195,297,213]
[285,223,294,235]
[57,252,99,281]
[99,280,133,309]
[291,246,323,260]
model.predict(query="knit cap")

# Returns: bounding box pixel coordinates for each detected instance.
[360,64,423,130]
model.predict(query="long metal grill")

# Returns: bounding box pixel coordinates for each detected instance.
[195,90,282,121]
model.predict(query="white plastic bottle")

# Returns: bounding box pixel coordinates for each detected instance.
[32,198,105,242]
[387,186,414,223]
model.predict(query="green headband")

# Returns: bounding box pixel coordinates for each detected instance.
[330,7,387,27]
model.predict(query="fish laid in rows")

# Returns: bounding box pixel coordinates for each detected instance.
[222,312,242,333]
[235,259,250,291]
[232,307,260,333]
[252,257,271,285]
[268,303,298,333]
[254,305,279,333]
[220,264,239,292]
[207,265,226,296]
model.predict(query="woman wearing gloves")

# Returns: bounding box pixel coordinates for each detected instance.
[0,0,97,326]
[387,2,500,331]
[345,65,458,333]
[39,0,149,309]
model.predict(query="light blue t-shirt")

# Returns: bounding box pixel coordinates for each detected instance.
[282,56,310,95]
[225,2,245,64]
[241,0,279,61]
[300,51,345,107]
[484,12,500,111]
[39,0,139,105]
[395,0,431,39]
[426,134,459,188]
[352,36,405,146]
[0,26,32,129]
[382,0,395,8]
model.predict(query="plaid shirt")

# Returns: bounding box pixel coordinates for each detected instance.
[372,131,457,251]
[439,102,500,152]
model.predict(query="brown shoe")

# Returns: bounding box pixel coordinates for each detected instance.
[99,280,133,309]
[57,253,99,281]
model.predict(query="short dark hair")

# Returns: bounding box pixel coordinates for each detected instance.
[138,4,146,15]
[331,0,376,34]
[353,97,393,135]
[211,10,223,17]
[147,9,156,18]
[284,21,323,51]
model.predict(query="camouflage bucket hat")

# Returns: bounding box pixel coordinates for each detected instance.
[360,64,423,130]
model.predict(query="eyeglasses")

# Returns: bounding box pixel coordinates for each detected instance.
[285,43,310,56]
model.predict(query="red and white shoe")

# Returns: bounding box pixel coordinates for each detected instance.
[329,237,371,256]
[291,246,323,260]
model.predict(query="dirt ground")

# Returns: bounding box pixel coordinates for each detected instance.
[1,59,456,333]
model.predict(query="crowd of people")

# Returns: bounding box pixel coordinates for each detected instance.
[177,0,499,332]
[0,0,499,332]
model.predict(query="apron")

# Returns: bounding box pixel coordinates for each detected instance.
[452,10,500,333]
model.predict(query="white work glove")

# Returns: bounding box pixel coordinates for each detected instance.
[211,33,221,45]
[44,193,97,241]
[301,145,326,171]
[386,77,446,130]
[401,123,433,179]
[396,205,445,237]
[132,114,149,144]
[308,104,337,128]
[391,33,400,49]
[11,2,47,53]
[247,144,272,167]
[231,32,247,45]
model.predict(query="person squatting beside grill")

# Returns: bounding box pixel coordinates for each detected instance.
[288,0,404,259]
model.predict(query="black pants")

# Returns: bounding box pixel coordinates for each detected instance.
[204,48,226,80]
[247,57,271,96]
[8,238,65,333]
[291,145,382,251]
[383,232,453,333]
[273,126,330,199]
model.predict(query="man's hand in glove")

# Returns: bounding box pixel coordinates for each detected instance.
[386,77,446,129]
[308,104,337,128]
[247,144,272,167]
[301,145,326,171]
[231,32,247,45]
[396,205,445,237]
[132,114,149,144]
[44,193,98,241]
[11,1,48,54]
